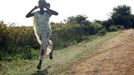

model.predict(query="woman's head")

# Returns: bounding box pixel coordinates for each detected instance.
[38,0,46,9]
[38,0,50,10]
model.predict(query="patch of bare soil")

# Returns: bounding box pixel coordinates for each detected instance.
[69,29,134,75]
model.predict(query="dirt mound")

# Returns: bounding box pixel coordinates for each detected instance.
[69,29,134,75]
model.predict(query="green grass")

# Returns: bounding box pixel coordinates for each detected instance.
[0,31,119,75]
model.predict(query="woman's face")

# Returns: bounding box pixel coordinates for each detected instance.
[38,1,45,9]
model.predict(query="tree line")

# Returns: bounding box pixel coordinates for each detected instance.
[0,5,134,61]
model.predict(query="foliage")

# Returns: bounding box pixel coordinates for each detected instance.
[0,31,119,75]
[98,28,107,35]
[111,5,133,29]
[109,25,118,31]
[0,21,9,60]
[0,22,39,60]
[66,15,90,25]
[102,5,134,31]
[89,22,103,34]
[0,5,134,60]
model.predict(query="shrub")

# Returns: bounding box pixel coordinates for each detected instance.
[109,25,118,31]
[89,23,103,34]
[117,25,125,30]
[98,28,107,35]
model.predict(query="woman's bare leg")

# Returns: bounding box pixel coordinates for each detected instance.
[37,32,51,70]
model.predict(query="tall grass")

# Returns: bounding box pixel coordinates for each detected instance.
[0,31,119,75]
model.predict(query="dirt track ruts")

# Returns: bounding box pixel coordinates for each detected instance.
[69,29,134,75]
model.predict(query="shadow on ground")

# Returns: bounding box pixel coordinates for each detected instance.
[31,66,51,75]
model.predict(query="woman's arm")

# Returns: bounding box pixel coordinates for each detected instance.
[26,6,38,18]
[47,9,58,16]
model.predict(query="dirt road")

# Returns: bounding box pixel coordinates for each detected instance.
[69,29,134,75]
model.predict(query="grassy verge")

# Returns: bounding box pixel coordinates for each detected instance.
[47,31,119,75]
[0,31,119,75]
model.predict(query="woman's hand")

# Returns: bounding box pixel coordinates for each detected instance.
[26,6,38,18]
[33,6,39,10]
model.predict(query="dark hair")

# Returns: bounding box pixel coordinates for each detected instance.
[38,0,46,4]
[46,3,50,7]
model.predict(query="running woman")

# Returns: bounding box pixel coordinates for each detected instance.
[26,0,58,70]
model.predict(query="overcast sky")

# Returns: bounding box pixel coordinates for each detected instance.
[0,0,133,26]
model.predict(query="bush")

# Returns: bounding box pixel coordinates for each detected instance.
[98,28,107,35]
[89,23,103,34]
[109,25,118,31]
[117,25,125,30]
[21,46,32,59]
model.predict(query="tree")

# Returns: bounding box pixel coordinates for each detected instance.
[66,15,90,25]
[66,16,76,24]
[0,21,9,60]
[111,5,132,28]
[130,15,134,28]
[102,19,113,31]
[75,15,88,25]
